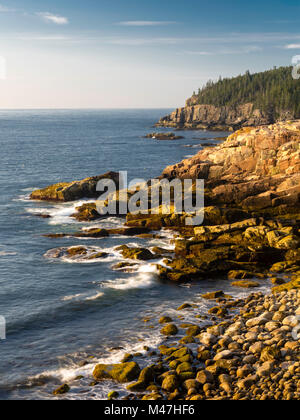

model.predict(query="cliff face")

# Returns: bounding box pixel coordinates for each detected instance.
[157,103,294,131]
[162,120,300,210]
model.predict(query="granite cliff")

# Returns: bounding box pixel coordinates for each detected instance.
[157,66,299,130]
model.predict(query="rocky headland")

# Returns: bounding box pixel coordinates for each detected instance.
[157,103,274,131]
[157,66,299,131]
[31,119,300,400]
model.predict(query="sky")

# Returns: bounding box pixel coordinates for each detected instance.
[0,0,299,108]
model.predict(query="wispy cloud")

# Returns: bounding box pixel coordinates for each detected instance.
[0,4,17,12]
[118,21,177,27]
[284,44,300,49]
[185,46,262,56]
[104,33,300,47]
[37,12,69,25]
[185,51,215,56]
[106,37,181,46]
[17,34,71,42]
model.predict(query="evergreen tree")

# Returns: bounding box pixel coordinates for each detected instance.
[193,66,300,119]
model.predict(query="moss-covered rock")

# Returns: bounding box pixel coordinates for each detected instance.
[201,291,225,300]
[176,362,193,374]
[177,303,192,310]
[66,246,87,257]
[121,353,133,363]
[159,316,173,324]
[231,280,260,288]
[116,245,155,261]
[93,362,140,383]
[162,375,179,392]
[142,393,163,401]
[107,391,119,400]
[75,228,109,238]
[272,275,300,293]
[52,384,70,395]
[160,324,178,336]
[72,203,101,222]
[186,326,201,336]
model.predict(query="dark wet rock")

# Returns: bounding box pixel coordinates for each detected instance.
[115,245,156,261]
[145,132,184,141]
[44,246,108,261]
[201,291,225,300]
[111,262,137,272]
[107,227,151,236]
[108,391,119,400]
[71,203,102,222]
[159,316,173,324]
[52,384,70,395]
[177,303,192,310]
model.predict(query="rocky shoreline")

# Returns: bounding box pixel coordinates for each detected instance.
[30,119,300,400]
[87,287,300,401]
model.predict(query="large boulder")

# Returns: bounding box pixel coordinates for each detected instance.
[93,362,141,383]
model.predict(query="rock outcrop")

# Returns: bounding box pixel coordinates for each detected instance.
[30,171,120,202]
[157,103,296,131]
[162,120,300,212]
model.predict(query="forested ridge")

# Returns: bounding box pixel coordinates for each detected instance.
[192,66,300,119]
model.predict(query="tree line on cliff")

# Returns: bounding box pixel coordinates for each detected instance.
[192,66,300,120]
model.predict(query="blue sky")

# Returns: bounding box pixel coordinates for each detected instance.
[0,0,299,108]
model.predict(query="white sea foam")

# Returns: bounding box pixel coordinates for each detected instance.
[0,250,17,256]
[85,292,104,301]
[104,263,158,291]
[62,294,83,302]
[27,333,164,391]
[26,199,95,225]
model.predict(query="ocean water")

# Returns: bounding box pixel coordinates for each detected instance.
[0,109,270,400]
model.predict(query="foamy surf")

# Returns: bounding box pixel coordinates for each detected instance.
[25,333,164,396]
[104,264,158,291]
[85,292,104,301]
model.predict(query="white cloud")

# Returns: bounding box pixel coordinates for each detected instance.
[284,44,300,49]
[37,12,69,25]
[118,21,177,27]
